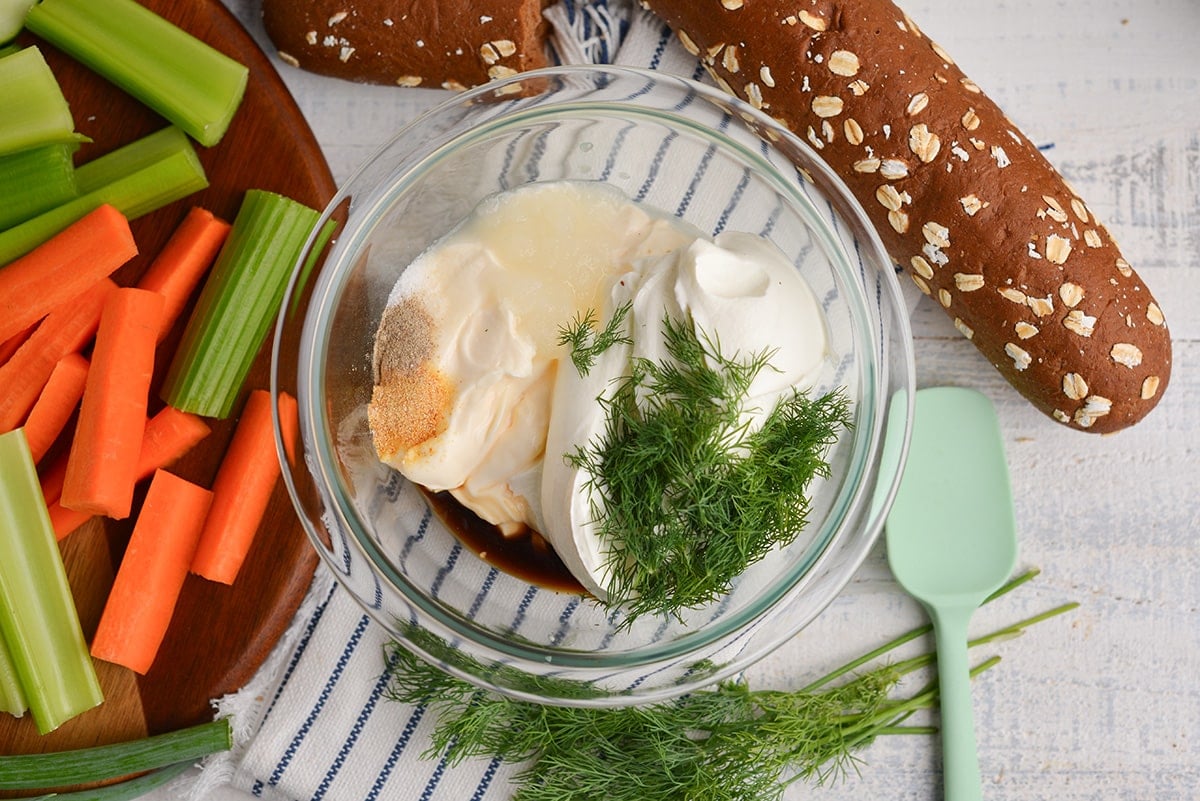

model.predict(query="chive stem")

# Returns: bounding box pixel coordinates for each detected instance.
[800,568,1050,693]
[800,624,929,693]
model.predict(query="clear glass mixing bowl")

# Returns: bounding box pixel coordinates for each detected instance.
[272,65,914,706]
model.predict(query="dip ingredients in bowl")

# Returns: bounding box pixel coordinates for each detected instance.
[276,65,915,701]
[367,180,849,619]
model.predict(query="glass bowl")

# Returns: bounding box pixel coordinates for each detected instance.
[272,65,914,706]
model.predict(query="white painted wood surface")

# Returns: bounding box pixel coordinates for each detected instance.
[173,0,1199,798]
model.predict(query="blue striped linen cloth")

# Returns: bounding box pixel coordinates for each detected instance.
[190,5,919,800]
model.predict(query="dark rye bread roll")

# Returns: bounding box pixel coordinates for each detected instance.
[643,0,1171,434]
[262,0,552,90]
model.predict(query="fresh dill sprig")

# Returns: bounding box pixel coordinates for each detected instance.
[382,570,1078,801]
[389,622,610,703]
[566,313,851,622]
[389,648,906,801]
[556,301,633,376]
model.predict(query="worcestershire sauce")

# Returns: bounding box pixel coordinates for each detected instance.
[422,489,587,596]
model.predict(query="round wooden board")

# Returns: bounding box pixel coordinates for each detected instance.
[0,0,334,774]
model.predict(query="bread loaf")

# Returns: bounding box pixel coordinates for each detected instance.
[643,0,1170,434]
[262,0,552,90]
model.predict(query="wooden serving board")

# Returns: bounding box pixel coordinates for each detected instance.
[0,0,334,774]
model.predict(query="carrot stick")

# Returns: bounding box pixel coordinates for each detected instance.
[134,405,213,478]
[0,204,137,344]
[90,469,213,674]
[0,278,116,432]
[37,453,68,508]
[46,502,91,542]
[44,405,211,539]
[276,390,298,468]
[60,287,164,519]
[0,324,36,366]
[137,207,230,341]
[23,352,89,464]
[190,389,283,584]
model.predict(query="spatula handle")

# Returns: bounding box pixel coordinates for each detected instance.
[931,605,983,801]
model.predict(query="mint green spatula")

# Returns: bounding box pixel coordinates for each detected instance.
[886,386,1018,801]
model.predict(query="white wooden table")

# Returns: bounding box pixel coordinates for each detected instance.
[180,1,1199,798]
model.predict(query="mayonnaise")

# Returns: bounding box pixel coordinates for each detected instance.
[368,181,830,596]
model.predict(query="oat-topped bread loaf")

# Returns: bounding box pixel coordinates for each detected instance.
[262,0,553,90]
[643,0,1171,434]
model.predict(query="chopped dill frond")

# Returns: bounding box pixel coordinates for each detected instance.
[567,313,851,623]
[556,301,633,376]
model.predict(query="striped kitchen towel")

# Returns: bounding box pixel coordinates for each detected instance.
[189,5,917,801]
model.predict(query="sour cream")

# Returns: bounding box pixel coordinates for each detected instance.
[368,181,829,596]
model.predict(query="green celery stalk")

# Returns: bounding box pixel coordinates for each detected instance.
[72,125,199,196]
[0,126,207,266]
[0,718,231,790]
[0,142,78,230]
[25,0,248,147]
[0,46,87,157]
[0,0,33,45]
[0,428,103,735]
[287,216,339,317]
[0,627,28,718]
[163,189,320,419]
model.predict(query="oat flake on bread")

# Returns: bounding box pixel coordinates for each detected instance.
[262,0,553,90]
[643,0,1171,434]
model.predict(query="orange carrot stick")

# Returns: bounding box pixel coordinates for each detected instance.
[60,287,164,519]
[137,207,230,341]
[0,204,137,344]
[38,451,69,507]
[90,469,213,674]
[23,352,89,463]
[47,502,91,542]
[45,405,211,539]
[0,323,36,366]
[0,278,117,432]
[134,405,213,478]
[276,389,299,468]
[190,389,283,584]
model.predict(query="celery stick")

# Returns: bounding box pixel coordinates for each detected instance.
[0,46,86,157]
[0,0,33,45]
[0,428,103,735]
[73,126,197,196]
[287,216,339,317]
[0,126,206,266]
[0,718,231,790]
[0,629,28,718]
[163,189,320,419]
[25,0,248,147]
[0,142,78,230]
